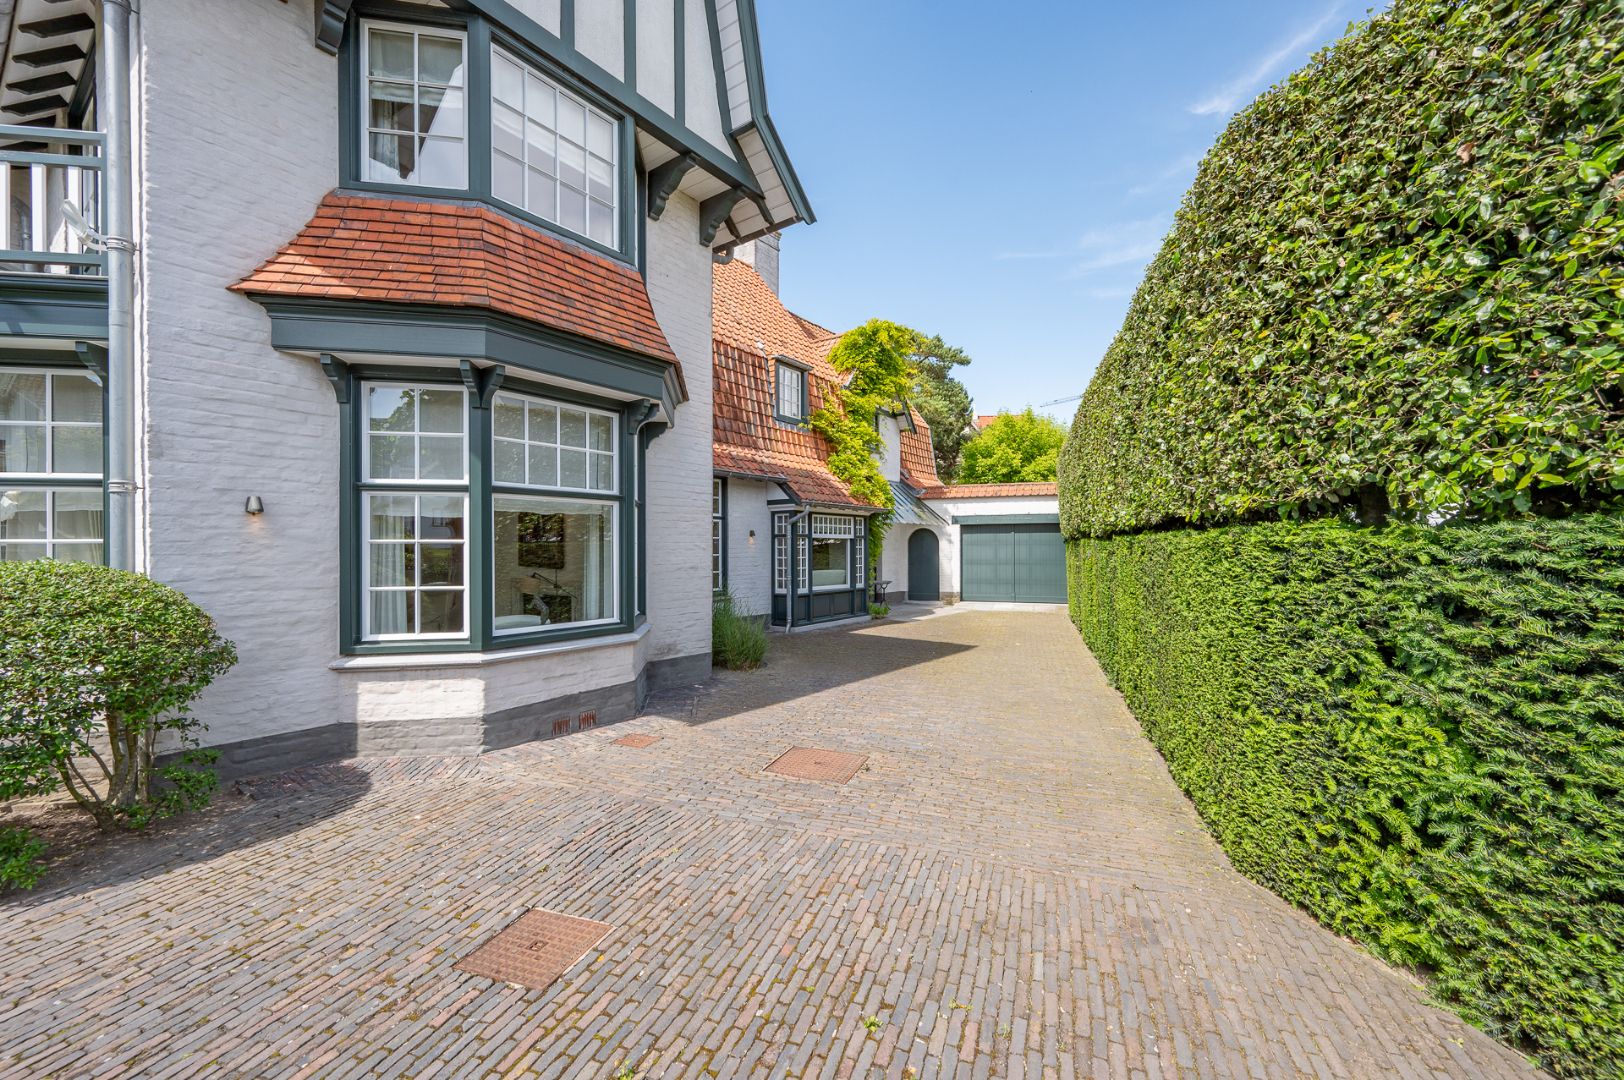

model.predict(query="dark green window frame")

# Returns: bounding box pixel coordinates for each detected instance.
[712,476,727,593]
[0,355,108,567]
[339,2,640,265]
[773,356,808,426]
[334,361,642,656]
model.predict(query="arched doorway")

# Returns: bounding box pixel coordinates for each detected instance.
[907,529,940,600]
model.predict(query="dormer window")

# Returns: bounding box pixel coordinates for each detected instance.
[774,358,807,423]
[362,23,468,189]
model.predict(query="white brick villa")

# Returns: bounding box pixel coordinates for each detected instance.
[0,0,811,773]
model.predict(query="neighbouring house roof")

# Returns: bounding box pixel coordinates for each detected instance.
[231,192,683,379]
[712,259,877,511]
[888,481,947,527]
[917,482,1060,499]
[897,406,941,489]
[974,414,999,430]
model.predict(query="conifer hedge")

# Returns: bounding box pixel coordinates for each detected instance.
[1058,0,1622,539]
[1067,515,1623,1074]
[1057,0,1624,1071]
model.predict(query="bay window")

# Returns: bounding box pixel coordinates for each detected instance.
[349,17,631,257]
[346,372,630,653]
[0,368,104,563]
[711,478,725,592]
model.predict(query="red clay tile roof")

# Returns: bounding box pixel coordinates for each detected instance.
[712,260,877,510]
[974,414,999,429]
[232,192,682,377]
[897,406,941,488]
[916,482,1060,499]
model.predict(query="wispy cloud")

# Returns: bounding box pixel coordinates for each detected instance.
[1188,3,1343,117]
[995,216,1168,268]
[1086,286,1135,301]
[1127,152,1205,197]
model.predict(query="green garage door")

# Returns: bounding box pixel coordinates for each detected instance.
[960,522,1067,603]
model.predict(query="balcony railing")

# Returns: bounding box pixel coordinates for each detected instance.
[0,125,104,276]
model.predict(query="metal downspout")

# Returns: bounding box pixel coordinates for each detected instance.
[100,0,136,570]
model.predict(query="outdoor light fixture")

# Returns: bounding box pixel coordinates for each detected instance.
[244,495,264,515]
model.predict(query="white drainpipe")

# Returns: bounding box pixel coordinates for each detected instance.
[99,0,137,570]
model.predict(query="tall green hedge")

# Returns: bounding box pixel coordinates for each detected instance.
[1068,514,1624,1075]
[1059,0,1623,539]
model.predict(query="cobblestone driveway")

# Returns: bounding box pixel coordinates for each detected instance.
[1,610,1538,1079]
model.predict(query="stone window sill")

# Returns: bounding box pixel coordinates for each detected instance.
[329,621,650,672]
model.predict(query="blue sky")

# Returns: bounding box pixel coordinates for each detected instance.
[755,1,1385,421]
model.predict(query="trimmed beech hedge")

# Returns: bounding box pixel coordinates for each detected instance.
[1059,0,1623,538]
[1068,514,1624,1074]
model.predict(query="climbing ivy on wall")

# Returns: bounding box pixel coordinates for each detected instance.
[1059,0,1624,539]
[811,319,918,560]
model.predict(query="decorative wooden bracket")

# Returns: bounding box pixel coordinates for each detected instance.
[699,188,746,246]
[73,340,107,383]
[460,359,506,409]
[314,0,353,55]
[320,353,351,403]
[647,153,697,221]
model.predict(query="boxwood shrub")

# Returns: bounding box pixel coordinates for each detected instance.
[1059,0,1623,539]
[1067,514,1623,1074]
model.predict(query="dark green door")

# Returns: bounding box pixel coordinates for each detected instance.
[960,523,1066,603]
[907,528,940,600]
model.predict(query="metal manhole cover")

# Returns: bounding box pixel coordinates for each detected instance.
[612,733,661,748]
[765,746,868,784]
[454,908,612,990]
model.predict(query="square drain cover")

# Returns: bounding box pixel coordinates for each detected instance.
[765,746,868,784]
[613,733,661,748]
[455,908,612,990]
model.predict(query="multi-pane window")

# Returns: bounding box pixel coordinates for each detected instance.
[0,369,103,563]
[363,493,468,639]
[491,46,619,247]
[775,360,805,421]
[364,384,467,481]
[353,379,625,646]
[772,512,788,594]
[492,393,615,493]
[855,535,866,590]
[360,384,469,641]
[809,514,857,590]
[711,478,725,592]
[363,23,467,188]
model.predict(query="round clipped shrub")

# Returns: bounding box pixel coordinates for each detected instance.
[0,561,238,833]
[1060,0,1623,539]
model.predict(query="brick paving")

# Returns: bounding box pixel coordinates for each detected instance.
[0,610,1539,1079]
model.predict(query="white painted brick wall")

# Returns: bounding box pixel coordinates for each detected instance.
[138,0,345,746]
[723,478,772,616]
[642,192,715,667]
[134,2,717,752]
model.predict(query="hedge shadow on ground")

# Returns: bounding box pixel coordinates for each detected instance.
[1,763,374,908]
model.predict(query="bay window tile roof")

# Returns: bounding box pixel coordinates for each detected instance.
[232,193,681,378]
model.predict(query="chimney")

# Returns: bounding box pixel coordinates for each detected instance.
[733,232,781,295]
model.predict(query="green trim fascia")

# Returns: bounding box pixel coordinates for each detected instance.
[253,298,685,416]
[672,0,685,126]
[454,0,758,194]
[729,0,813,224]
[952,514,1061,526]
[0,275,108,339]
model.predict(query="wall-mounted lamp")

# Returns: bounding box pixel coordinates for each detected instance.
[748,529,756,541]
[244,495,265,515]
